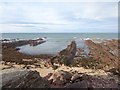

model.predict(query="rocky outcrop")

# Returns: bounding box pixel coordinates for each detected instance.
[2,40,30,49]
[64,74,118,88]
[44,70,119,89]
[51,41,77,66]
[1,69,119,89]
[2,70,50,88]
[58,41,76,56]
[85,40,118,68]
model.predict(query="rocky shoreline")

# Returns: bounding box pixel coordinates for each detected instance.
[1,38,120,89]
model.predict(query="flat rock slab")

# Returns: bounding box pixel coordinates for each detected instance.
[0,69,29,88]
[1,69,50,88]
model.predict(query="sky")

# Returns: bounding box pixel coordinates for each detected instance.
[0,0,119,33]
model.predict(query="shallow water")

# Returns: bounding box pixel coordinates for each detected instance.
[3,33,117,55]
[18,39,89,55]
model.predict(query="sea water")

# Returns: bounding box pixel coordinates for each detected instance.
[2,33,118,55]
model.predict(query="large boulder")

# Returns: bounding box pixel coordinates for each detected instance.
[51,41,77,66]
[48,70,72,86]
[1,69,29,88]
[2,70,50,88]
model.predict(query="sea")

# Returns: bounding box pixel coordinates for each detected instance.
[2,33,118,55]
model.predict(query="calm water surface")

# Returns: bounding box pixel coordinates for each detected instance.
[2,33,118,55]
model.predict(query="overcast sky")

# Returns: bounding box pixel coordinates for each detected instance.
[0,0,119,33]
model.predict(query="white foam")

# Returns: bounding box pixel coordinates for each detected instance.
[84,38,91,40]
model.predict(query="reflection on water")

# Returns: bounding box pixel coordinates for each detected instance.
[18,39,89,55]
[3,33,117,55]
[18,41,68,55]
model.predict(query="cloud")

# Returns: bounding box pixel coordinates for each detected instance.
[0,2,118,33]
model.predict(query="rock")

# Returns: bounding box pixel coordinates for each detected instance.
[51,41,77,66]
[64,74,118,88]
[44,73,53,80]
[2,70,50,88]
[108,68,120,76]
[2,40,30,48]
[48,70,72,85]
[65,81,89,88]
[59,41,76,56]
[0,61,5,64]
[1,69,29,88]
[76,48,83,56]
[71,73,83,83]
[85,40,118,68]
[15,48,20,51]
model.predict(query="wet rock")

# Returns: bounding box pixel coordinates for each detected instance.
[2,40,30,49]
[51,41,77,66]
[15,48,20,51]
[2,70,50,88]
[59,41,76,56]
[48,70,72,85]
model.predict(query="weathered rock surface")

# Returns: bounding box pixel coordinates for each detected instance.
[75,48,84,57]
[2,70,50,88]
[1,68,119,89]
[85,40,118,68]
[48,70,72,86]
[59,41,76,56]
[51,41,77,66]
[64,74,119,88]
[1,69,28,88]
[2,40,30,49]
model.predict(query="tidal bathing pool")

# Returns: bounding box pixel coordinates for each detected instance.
[18,39,89,55]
